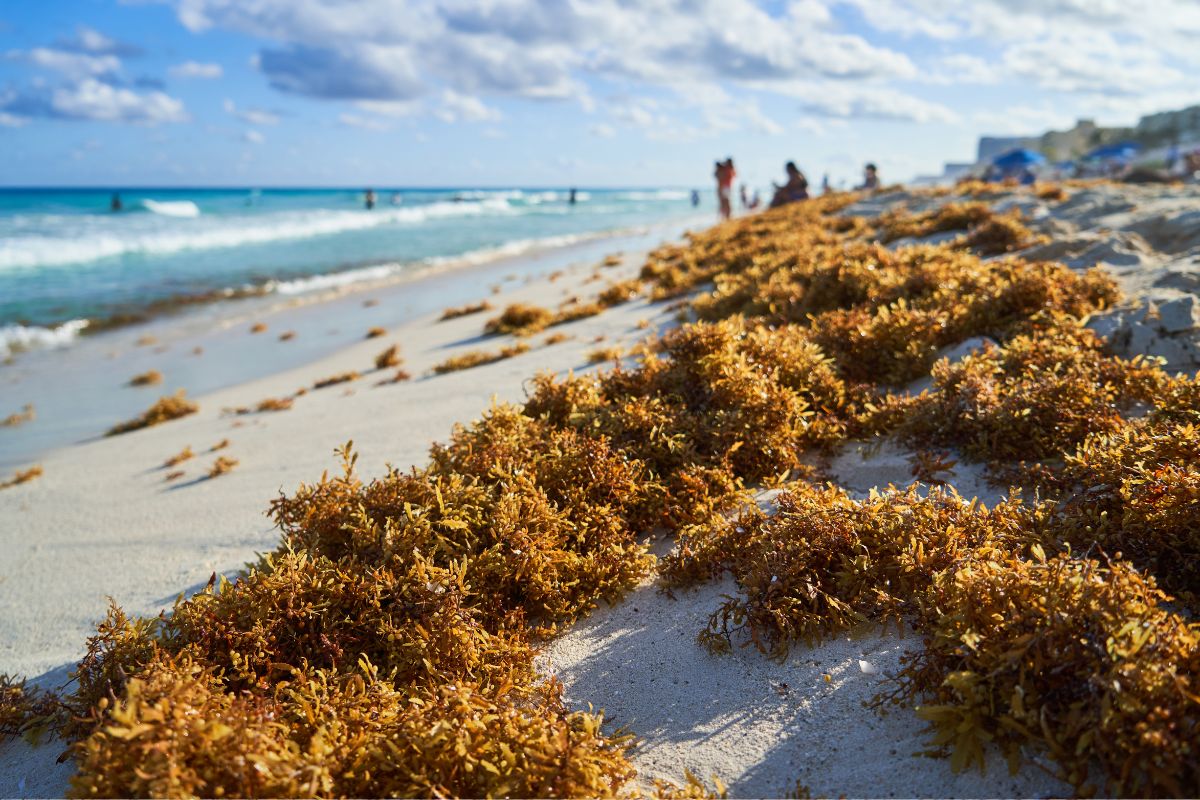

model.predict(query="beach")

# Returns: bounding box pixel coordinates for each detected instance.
[4,180,1200,798]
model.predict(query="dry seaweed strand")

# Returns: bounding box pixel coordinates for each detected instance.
[127,370,163,387]
[0,465,43,490]
[432,342,531,374]
[374,344,402,369]
[440,299,493,320]
[484,303,556,335]
[1,403,35,428]
[163,446,194,467]
[207,456,238,478]
[106,391,198,436]
[312,371,360,389]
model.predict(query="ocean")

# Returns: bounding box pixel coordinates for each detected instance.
[0,186,701,357]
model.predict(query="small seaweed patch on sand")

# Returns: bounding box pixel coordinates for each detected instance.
[596,278,642,307]
[484,303,556,335]
[601,253,624,267]
[164,470,185,482]
[374,344,402,369]
[1,403,35,428]
[229,396,295,415]
[0,465,42,490]
[313,371,360,389]
[134,335,157,347]
[209,438,230,452]
[553,301,606,324]
[365,326,386,339]
[375,368,412,386]
[163,446,194,468]
[440,299,493,320]
[127,369,163,387]
[432,342,531,374]
[544,332,572,346]
[0,674,57,736]
[106,391,198,436]
[587,345,624,364]
[249,323,267,334]
[278,331,296,342]
[1036,183,1069,202]
[207,456,238,479]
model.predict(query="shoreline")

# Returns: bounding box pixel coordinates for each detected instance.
[0,217,694,349]
[0,215,705,472]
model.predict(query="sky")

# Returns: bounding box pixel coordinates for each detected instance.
[1,0,1198,188]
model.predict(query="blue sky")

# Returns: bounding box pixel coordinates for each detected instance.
[2,0,1198,188]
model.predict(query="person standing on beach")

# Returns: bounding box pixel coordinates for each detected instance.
[715,158,736,219]
[364,189,376,210]
[569,188,577,205]
[110,193,122,212]
[690,189,700,207]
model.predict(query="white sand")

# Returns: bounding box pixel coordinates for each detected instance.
[3,182,1199,798]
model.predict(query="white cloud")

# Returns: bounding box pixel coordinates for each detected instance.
[223,99,280,125]
[1003,32,1182,96]
[0,111,29,127]
[435,89,502,123]
[589,122,616,138]
[971,104,1078,136]
[338,112,390,131]
[243,129,265,144]
[56,26,142,57]
[924,54,999,85]
[164,0,921,123]
[4,77,188,124]
[15,47,121,79]
[170,60,223,79]
[764,81,959,123]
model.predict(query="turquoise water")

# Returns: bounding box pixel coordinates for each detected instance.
[0,187,700,353]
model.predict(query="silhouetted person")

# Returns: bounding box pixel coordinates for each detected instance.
[569,188,577,205]
[859,163,880,191]
[364,189,376,210]
[690,189,700,207]
[110,193,122,212]
[715,158,736,219]
[769,162,808,208]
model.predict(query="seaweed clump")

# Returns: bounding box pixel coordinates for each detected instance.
[312,371,360,389]
[1,403,35,427]
[432,342,530,374]
[484,303,556,335]
[374,344,402,369]
[1,674,58,738]
[897,549,1200,796]
[128,369,163,387]
[440,299,493,320]
[0,465,43,490]
[106,391,198,436]
[879,201,993,243]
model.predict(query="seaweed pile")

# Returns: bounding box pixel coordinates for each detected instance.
[9,185,1200,797]
[106,391,198,436]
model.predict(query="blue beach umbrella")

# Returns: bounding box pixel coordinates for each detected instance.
[992,148,1047,171]
[1085,142,1140,162]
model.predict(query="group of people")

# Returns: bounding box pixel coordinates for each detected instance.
[712,159,880,218]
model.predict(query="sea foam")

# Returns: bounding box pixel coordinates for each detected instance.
[0,319,90,358]
[0,198,515,271]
